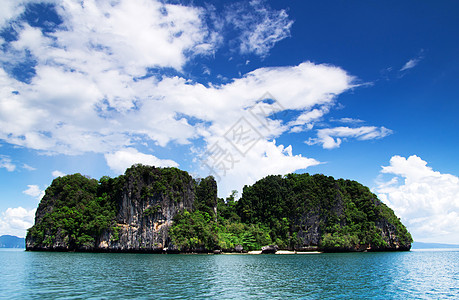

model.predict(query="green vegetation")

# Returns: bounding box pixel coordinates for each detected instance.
[27,164,197,250]
[170,186,273,251]
[194,176,218,217]
[236,174,412,250]
[27,174,117,249]
[27,164,412,252]
[170,173,412,251]
[144,205,161,216]
[169,207,273,252]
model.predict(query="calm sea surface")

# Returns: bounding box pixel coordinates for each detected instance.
[0,249,458,299]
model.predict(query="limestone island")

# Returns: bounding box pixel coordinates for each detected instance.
[26,164,412,253]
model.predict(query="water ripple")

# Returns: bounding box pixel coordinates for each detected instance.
[0,249,457,299]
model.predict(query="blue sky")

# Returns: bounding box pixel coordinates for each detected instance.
[0,0,458,243]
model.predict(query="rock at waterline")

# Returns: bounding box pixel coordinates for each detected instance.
[261,245,279,254]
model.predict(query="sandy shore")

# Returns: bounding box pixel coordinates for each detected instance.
[275,250,296,254]
[225,250,322,255]
[276,250,322,254]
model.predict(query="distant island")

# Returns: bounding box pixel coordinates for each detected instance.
[26,164,412,253]
[0,235,25,248]
[411,242,459,249]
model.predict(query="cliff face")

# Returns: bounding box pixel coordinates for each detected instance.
[99,166,198,252]
[26,165,215,252]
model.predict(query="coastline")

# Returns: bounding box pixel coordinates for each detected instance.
[25,247,323,254]
[227,250,322,255]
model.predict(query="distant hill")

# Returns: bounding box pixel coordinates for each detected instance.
[412,242,459,249]
[0,235,25,248]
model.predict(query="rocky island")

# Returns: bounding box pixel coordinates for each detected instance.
[26,164,412,253]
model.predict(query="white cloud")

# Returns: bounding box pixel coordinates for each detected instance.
[400,59,420,71]
[0,1,392,200]
[0,206,36,238]
[306,126,393,149]
[148,62,353,130]
[0,155,16,172]
[0,1,343,155]
[51,0,214,73]
[22,164,36,171]
[201,137,320,197]
[0,0,215,154]
[375,155,459,244]
[1,53,355,153]
[0,0,25,28]
[291,107,329,126]
[0,2,356,159]
[226,0,293,57]
[331,117,364,124]
[22,185,45,200]
[400,52,424,72]
[52,170,66,178]
[288,106,330,133]
[105,148,179,174]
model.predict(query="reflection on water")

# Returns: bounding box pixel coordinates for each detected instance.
[0,249,458,299]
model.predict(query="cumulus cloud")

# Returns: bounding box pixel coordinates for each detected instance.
[0,55,355,154]
[375,155,459,243]
[0,1,392,199]
[288,106,330,133]
[0,1,342,155]
[0,0,211,153]
[52,170,66,178]
[0,0,25,28]
[291,107,329,126]
[306,126,392,149]
[105,148,179,174]
[0,206,36,238]
[52,0,213,73]
[22,185,45,200]
[159,62,354,196]
[202,137,320,197]
[0,155,16,171]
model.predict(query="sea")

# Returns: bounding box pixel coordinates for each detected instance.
[0,249,457,299]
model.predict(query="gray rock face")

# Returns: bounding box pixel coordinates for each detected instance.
[104,169,196,252]
[26,165,216,253]
[296,213,321,246]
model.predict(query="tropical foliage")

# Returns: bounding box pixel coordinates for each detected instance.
[234,173,412,250]
[27,165,412,252]
[27,173,117,248]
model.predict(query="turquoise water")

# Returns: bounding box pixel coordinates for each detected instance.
[1,249,458,299]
